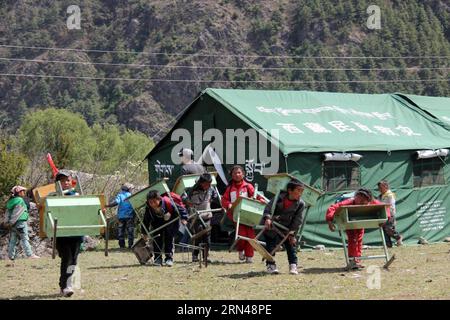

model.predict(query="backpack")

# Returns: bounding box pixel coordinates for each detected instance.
[161,192,185,212]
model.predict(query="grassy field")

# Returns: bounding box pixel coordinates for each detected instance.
[1,242,449,300]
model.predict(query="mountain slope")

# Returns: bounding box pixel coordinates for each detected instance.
[0,0,449,136]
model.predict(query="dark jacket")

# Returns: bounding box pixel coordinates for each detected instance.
[263,191,305,238]
[181,163,206,175]
[141,196,188,233]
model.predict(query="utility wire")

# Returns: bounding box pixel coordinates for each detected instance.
[0,72,448,83]
[1,44,450,60]
[1,56,449,71]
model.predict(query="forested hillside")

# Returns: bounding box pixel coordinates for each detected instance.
[0,0,449,138]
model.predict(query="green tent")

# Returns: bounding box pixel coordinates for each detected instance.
[146,89,450,247]
[394,93,450,130]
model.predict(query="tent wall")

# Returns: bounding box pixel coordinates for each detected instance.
[148,94,285,192]
[286,151,450,247]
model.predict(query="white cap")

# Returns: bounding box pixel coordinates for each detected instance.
[11,185,27,195]
[178,148,193,159]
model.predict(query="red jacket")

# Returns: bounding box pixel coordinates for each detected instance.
[326,198,390,222]
[221,180,264,211]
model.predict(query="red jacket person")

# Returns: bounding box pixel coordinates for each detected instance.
[221,165,265,263]
[325,187,390,270]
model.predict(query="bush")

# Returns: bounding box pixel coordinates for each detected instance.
[0,135,28,197]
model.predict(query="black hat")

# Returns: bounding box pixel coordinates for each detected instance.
[197,173,212,183]
[121,183,134,192]
[55,170,71,181]
[287,179,305,190]
[355,187,373,200]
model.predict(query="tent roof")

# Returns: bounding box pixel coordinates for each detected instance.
[204,88,450,154]
[147,89,450,158]
[394,94,450,130]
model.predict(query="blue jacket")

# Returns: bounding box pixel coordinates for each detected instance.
[115,191,135,219]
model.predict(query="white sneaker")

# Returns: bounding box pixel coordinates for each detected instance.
[28,254,40,259]
[245,256,253,264]
[61,287,74,297]
[165,258,174,267]
[266,264,279,274]
[238,251,245,261]
[289,264,298,275]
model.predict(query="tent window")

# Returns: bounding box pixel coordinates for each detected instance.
[323,161,360,192]
[413,158,446,187]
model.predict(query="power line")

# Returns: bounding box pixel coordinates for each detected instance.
[1,44,450,60]
[1,72,448,84]
[1,56,449,72]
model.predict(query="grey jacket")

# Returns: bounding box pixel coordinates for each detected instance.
[183,186,219,221]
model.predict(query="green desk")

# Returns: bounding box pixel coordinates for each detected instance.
[45,195,108,257]
[334,204,394,269]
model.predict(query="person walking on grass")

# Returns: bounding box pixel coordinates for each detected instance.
[377,180,403,247]
[221,165,266,263]
[142,190,188,267]
[53,171,82,297]
[325,187,390,270]
[105,183,136,249]
[262,179,305,275]
[182,173,220,262]
[5,185,40,263]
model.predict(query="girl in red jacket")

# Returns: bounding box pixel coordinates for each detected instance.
[325,188,390,270]
[221,165,265,263]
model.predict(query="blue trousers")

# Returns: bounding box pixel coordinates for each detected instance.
[8,221,33,259]
[118,218,135,248]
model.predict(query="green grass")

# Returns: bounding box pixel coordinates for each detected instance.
[1,242,449,300]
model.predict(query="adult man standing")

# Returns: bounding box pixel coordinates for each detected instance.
[179,148,206,175]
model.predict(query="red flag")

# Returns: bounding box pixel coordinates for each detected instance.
[46,153,59,178]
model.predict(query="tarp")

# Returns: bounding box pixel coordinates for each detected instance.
[394,93,450,130]
[206,88,450,154]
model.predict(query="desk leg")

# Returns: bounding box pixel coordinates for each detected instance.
[229,214,241,252]
[339,230,350,268]
[229,238,239,252]
[52,218,58,260]
[379,227,389,263]
[204,244,209,268]
[135,207,151,237]
[296,206,310,248]
[105,218,109,257]
[270,231,290,256]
